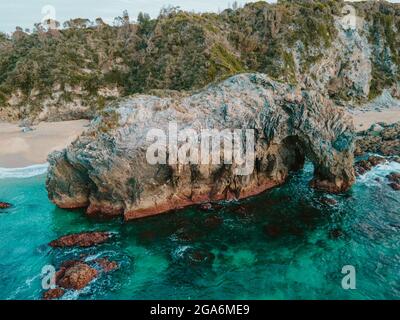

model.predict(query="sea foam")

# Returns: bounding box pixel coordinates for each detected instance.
[0,163,49,179]
[357,160,400,187]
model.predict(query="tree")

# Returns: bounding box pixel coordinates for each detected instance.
[65,18,91,29]
[137,12,153,36]
[12,26,26,40]
[113,16,124,27]
[123,10,130,25]
[0,32,8,42]
[159,5,180,18]
[44,19,60,30]
[137,12,150,25]
[95,17,106,27]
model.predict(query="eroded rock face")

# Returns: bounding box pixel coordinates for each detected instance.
[46,74,355,220]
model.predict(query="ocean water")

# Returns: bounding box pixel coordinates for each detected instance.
[0,161,399,300]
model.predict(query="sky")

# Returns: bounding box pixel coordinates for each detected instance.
[0,0,398,34]
[0,0,263,33]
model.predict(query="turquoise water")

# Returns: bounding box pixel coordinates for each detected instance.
[0,161,399,300]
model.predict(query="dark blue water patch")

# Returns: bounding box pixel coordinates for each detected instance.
[0,161,399,300]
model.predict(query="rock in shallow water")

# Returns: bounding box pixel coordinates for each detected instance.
[94,258,119,273]
[320,197,338,206]
[329,228,344,239]
[57,263,98,290]
[389,183,400,191]
[384,172,400,190]
[43,288,65,300]
[199,203,213,211]
[43,257,120,299]
[387,172,400,184]
[46,73,355,220]
[187,249,215,265]
[0,202,11,209]
[203,215,223,229]
[49,231,112,248]
[355,156,386,175]
[263,224,282,238]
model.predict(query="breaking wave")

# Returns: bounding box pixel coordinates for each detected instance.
[357,160,400,187]
[0,163,49,179]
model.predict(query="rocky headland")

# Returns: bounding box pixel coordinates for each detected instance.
[46,73,356,220]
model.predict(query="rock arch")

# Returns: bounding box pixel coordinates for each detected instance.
[47,74,355,220]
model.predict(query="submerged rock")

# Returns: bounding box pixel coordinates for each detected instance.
[231,205,252,218]
[203,215,223,229]
[199,202,224,212]
[263,224,282,238]
[0,202,11,209]
[94,258,119,273]
[46,74,355,220]
[49,231,111,248]
[389,183,400,191]
[320,197,338,206]
[187,249,215,265]
[387,172,400,184]
[384,172,400,190]
[199,203,213,211]
[329,228,344,239]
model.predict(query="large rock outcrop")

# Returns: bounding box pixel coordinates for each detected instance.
[46,73,355,220]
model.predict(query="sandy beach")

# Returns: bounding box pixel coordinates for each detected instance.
[0,120,89,168]
[0,107,399,169]
[349,107,400,132]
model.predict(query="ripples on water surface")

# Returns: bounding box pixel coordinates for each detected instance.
[0,161,399,300]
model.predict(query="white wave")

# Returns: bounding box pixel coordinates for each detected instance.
[357,160,400,187]
[0,163,49,179]
[172,245,191,260]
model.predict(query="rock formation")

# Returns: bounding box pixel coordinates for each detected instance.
[46,73,355,220]
[0,202,11,209]
[387,172,400,191]
[43,288,65,300]
[354,156,387,176]
[94,258,119,273]
[355,122,400,157]
[42,257,119,299]
[49,231,112,248]
[57,262,97,290]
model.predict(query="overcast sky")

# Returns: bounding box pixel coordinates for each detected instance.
[0,0,263,33]
[0,0,398,34]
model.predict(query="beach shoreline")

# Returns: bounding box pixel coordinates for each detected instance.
[0,107,399,169]
[348,107,400,132]
[0,120,89,168]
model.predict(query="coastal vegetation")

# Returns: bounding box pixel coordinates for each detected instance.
[0,0,399,122]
